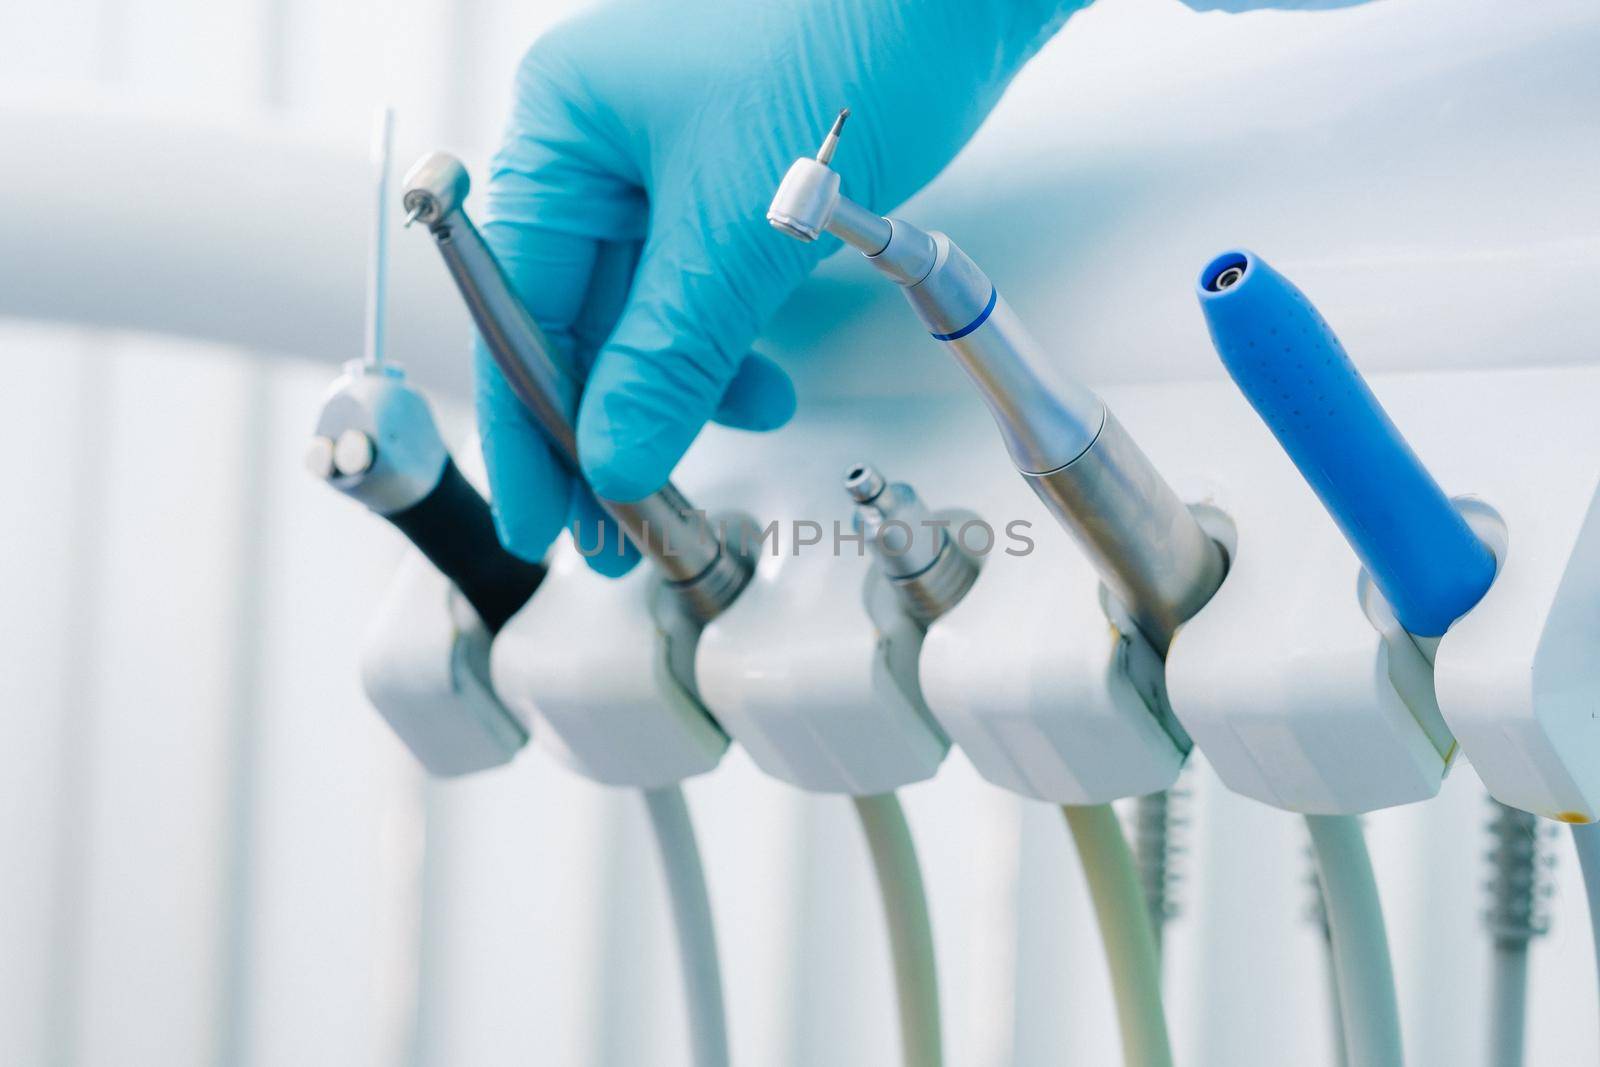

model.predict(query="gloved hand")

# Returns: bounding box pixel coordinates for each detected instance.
[478,0,1082,573]
[479,0,1377,573]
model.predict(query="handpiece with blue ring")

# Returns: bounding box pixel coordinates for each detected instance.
[1196,249,1496,637]
[770,110,1224,654]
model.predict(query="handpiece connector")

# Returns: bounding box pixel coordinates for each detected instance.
[847,463,978,627]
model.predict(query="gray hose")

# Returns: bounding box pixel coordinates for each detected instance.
[1484,798,1548,1067]
[1309,868,1347,1067]
[1570,822,1600,1026]
[1488,942,1530,1067]
[1322,926,1348,1067]
[1131,789,1182,961]
[643,785,729,1067]
[1305,813,1404,1067]
[853,792,943,1067]
[1062,803,1173,1067]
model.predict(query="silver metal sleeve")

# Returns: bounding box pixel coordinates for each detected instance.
[605,485,741,593]
[827,197,892,257]
[864,216,938,285]
[891,539,979,629]
[1024,411,1225,652]
[431,209,581,463]
[425,209,745,609]
[896,232,1105,475]
[944,297,1107,474]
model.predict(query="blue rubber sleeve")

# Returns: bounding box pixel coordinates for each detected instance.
[1196,250,1495,637]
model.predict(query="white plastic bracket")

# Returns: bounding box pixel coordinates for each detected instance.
[360,549,529,777]
[1169,366,1600,817]
[1162,389,1459,815]
[918,485,1190,806]
[489,532,731,789]
[695,496,959,796]
[1430,368,1600,822]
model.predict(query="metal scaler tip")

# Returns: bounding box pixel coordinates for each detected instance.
[817,107,850,165]
[402,204,424,229]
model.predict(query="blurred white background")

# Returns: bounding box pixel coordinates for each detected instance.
[1,0,1597,1065]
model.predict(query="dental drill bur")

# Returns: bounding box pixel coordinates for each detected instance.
[309,109,545,637]
[772,111,1224,653]
[845,463,978,627]
[401,152,753,625]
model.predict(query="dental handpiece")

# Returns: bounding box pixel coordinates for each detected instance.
[771,112,1224,652]
[310,113,544,635]
[401,152,752,624]
[1196,250,1495,638]
[845,463,978,627]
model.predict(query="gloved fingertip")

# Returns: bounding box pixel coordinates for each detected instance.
[577,438,664,505]
[576,382,700,503]
[490,498,557,564]
[482,429,566,561]
[568,483,643,577]
[476,339,570,563]
[712,352,796,432]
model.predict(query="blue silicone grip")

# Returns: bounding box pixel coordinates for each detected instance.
[1196,249,1495,637]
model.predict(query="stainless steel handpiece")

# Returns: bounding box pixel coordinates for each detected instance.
[403,151,752,623]
[770,111,1223,651]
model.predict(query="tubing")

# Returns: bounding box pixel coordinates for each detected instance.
[853,792,943,1067]
[642,785,729,1067]
[1570,822,1600,1024]
[1304,814,1404,1067]
[1488,941,1530,1067]
[1309,867,1348,1067]
[1322,925,1349,1067]
[1061,803,1173,1067]
[1131,790,1176,961]
[1484,798,1545,1067]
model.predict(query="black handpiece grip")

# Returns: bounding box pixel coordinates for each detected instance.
[386,458,545,634]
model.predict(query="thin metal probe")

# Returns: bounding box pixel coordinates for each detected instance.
[363,106,395,369]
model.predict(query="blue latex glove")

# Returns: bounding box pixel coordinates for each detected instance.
[479,0,1377,572]
[477,0,1081,572]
